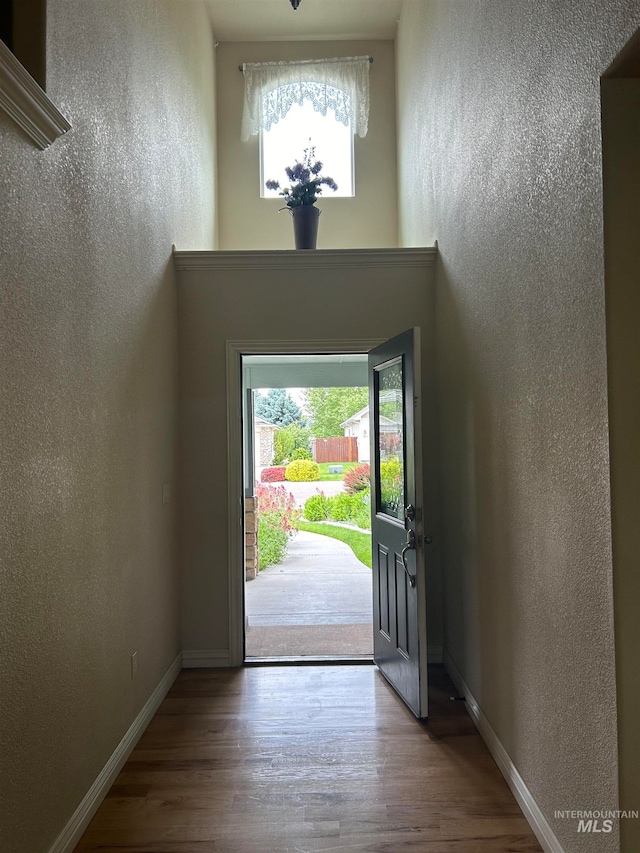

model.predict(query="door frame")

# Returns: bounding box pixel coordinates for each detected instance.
[226,337,385,666]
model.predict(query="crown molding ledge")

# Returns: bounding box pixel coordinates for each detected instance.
[173,247,437,272]
[0,41,71,149]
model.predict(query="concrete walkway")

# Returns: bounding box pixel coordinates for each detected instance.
[271,479,346,508]
[245,530,373,657]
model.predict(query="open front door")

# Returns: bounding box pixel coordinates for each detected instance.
[369,328,428,718]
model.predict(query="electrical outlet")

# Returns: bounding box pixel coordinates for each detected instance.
[162,484,170,504]
[131,651,138,680]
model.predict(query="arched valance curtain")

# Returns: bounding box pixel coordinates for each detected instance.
[240,56,370,141]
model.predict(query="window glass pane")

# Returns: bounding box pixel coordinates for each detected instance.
[261,98,354,198]
[376,360,405,520]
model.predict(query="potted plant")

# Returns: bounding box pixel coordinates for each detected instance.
[266,145,338,249]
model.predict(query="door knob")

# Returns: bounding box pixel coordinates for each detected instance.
[400,529,416,588]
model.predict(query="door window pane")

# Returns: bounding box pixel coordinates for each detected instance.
[376,360,405,520]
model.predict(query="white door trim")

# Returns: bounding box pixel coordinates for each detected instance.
[226,338,385,666]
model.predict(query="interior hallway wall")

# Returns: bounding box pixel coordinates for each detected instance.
[0,3,216,852]
[216,40,398,250]
[396,2,640,851]
[176,253,442,665]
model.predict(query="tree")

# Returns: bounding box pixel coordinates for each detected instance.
[273,422,312,464]
[254,389,302,427]
[303,387,369,437]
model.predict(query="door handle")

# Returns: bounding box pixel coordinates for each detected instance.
[401,529,416,588]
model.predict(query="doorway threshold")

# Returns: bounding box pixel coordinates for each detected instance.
[244,655,374,667]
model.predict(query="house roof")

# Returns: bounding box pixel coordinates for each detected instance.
[340,405,396,428]
[254,416,278,428]
[340,405,370,427]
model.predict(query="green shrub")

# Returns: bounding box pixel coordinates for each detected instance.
[324,491,371,528]
[258,512,289,569]
[273,423,311,464]
[291,447,312,461]
[304,493,328,521]
[327,493,354,522]
[285,459,320,482]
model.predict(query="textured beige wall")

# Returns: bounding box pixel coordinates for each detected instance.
[216,40,398,250]
[397,2,640,851]
[602,78,640,853]
[176,260,441,659]
[0,3,216,853]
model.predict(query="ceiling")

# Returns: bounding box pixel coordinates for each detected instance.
[243,354,368,389]
[205,0,402,42]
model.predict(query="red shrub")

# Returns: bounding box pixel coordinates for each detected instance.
[344,463,370,494]
[260,466,287,482]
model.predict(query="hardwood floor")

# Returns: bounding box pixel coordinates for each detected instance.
[74,665,542,852]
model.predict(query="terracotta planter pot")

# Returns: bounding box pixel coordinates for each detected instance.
[290,204,321,249]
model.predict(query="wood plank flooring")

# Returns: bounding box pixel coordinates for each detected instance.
[74,665,543,853]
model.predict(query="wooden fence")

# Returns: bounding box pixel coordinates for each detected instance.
[312,436,358,463]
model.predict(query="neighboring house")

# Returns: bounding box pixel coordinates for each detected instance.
[253,416,278,469]
[341,405,397,462]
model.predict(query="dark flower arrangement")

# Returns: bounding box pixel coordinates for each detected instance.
[266,145,338,208]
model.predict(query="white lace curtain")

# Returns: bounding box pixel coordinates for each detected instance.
[240,56,371,141]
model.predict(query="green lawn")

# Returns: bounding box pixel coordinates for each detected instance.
[317,461,360,481]
[297,520,372,568]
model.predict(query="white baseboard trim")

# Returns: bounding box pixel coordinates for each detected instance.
[443,649,565,853]
[182,648,231,668]
[47,652,182,853]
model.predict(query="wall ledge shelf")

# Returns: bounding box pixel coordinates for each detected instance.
[0,40,71,149]
[173,247,437,273]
